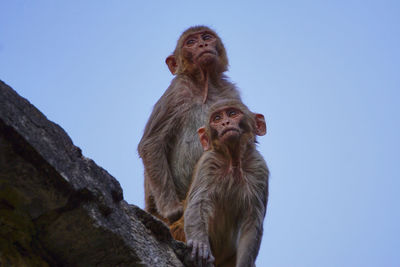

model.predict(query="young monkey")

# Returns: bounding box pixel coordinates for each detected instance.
[171,99,269,267]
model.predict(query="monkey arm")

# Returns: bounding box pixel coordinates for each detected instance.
[236,154,269,266]
[184,162,215,265]
[236,222,263,267]
[236,206,265,267]
[184,195,212,244]
[185,198,215,266]
[138,85,188,221]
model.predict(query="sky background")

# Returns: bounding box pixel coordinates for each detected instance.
[1,1,399,266]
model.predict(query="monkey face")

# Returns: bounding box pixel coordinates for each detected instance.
[181,30,219,67]
[209,107,244,144]
[166,26,228,75]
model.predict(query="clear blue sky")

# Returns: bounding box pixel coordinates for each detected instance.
[1,1,399,266]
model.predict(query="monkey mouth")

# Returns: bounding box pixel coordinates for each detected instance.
[198,50,216,58]
[220,128,240,137]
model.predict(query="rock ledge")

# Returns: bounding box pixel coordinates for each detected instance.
[0,80,189,266]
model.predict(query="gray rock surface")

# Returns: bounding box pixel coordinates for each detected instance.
[0,80,190,266]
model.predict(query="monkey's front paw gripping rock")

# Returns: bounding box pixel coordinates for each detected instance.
[187,239,215,267]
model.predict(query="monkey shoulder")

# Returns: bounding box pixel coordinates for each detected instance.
[242,150,269,205]
[192,151,217,174]
[138,79,193,153]
[221,81,241,96]
[190,152,223,184]
[216,77,242,99]
[149,78,198,125]
[159,78,193,105]
[244,150,269,181]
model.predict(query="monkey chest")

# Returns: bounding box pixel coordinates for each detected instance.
[169,104,208,195]
[211,173,263,215]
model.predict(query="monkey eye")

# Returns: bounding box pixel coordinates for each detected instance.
[212,113,222,122]
[202,34,213,41]
[186,39,196,45]
[227,109,239,117]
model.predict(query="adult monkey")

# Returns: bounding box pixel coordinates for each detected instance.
[138,26,242,224]
[171,99,269,267]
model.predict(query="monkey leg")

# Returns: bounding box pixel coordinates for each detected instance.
[169,217,186,242]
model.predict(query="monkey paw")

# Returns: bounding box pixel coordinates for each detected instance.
[187,239,215,267]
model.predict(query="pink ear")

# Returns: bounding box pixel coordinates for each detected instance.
[165,55,178,75]
[255,114,266,136]
[197,127,210,151]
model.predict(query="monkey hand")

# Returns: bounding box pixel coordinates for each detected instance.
[164,202,183,224]
[187,239,215,267]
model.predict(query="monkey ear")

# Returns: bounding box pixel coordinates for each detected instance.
[255,114,266,136]
[197,127,210,151]
[166,55,178,75]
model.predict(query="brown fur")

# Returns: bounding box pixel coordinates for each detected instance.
[170,216,186,242]
[180,100,269,267]
[138,26,242,224]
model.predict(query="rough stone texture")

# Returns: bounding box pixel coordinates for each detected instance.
[0,80,190,266]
